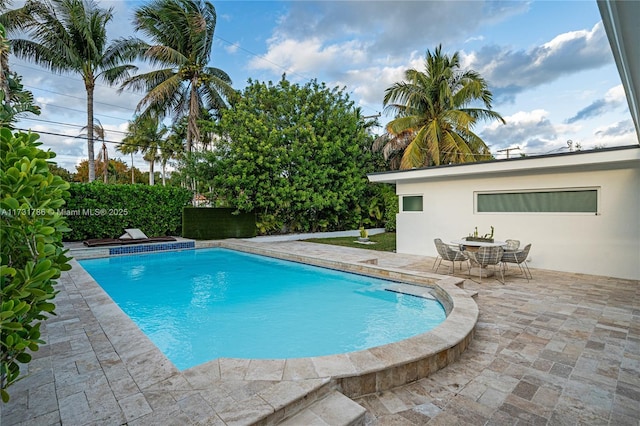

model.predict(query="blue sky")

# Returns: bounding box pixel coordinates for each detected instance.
[10,0,637,172]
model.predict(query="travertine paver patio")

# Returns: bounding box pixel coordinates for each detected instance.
[1,240,638,425]
[356,266,640,425]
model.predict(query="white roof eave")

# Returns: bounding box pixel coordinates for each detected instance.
[368,146,640,184]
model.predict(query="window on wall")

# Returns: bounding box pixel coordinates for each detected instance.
[476,189,599,213]
[402,195,423,212]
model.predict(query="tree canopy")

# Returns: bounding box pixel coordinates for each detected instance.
[113,0,234,152]
[377,45,505,169]
[4,0,135,181]
[207,78,377,234]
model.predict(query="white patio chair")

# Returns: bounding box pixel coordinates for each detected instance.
[465,245,504,284]
[501,244,532,282]
[504,239,520,252]
[433,238,467,274]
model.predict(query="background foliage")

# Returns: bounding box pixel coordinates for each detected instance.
[0,128,71,402]
[205,78,381,234]
[63,183,192,241]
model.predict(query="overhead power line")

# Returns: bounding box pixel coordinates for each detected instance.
[14,128,150,150]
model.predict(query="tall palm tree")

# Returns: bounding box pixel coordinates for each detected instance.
[379,45,505,169]
[4,0,135,181]
[113,0,234,152]
[120,114,167,186]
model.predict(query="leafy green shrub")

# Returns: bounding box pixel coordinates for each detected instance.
[63,183,192,241]
[182,207,256,239]
[1,128,71,403]
[381,184,398,231]
[211,78,376,234]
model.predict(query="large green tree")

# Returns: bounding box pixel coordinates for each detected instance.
[210,78,375,234]
[378,45,505,169]
[3,0,135,182]
[114,0,234,152]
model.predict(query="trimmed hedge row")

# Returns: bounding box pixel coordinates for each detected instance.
[182,207,256,239]
[63,183,192,241]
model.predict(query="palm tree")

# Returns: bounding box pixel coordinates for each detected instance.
[79,121,107,182]
[160,130,184,185]
[113,0,234,153]
[4,0,135,182]
[378,45,505,169]
[116,141,137,184]
[120,114,167,186]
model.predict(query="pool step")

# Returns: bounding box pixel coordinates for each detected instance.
[277,390,366,426]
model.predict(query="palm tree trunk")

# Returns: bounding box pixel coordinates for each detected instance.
[86,81,96,182]
[186,80,200,152]
[162,160,167,186]
[0,39,9,102]
[130,152,135,184]
[102,143,108,183]
[148,160,155,186]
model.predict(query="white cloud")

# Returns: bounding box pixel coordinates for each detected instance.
[566,84,626,123]
[464,22,612,103]
[224,43,239,54]
[481,109,562,153]
[248,37,368,78]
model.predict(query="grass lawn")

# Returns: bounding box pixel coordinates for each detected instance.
[302,232,396,252]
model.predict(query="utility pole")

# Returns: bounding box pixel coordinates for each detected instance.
[497,146,520,159]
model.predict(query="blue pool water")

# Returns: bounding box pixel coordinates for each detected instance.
[79,248,446,370]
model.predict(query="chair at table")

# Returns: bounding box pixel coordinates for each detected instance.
[465,246,504,284]
[504,239,520,252]
[433,238,467,274]
[501,243,532,282]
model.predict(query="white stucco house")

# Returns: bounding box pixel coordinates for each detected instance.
[368,0,640,281]
[368,146,640,280]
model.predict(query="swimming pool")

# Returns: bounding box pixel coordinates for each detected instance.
[79,248,446,370]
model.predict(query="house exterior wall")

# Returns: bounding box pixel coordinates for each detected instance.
[394,166,640,280]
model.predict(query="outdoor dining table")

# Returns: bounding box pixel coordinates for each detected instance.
[450,239,508,277]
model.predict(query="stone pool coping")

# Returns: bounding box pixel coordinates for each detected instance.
[69,239,478,423]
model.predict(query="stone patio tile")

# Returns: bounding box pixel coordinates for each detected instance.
[127,406,194,426]
[554,394,610,425]
[218,358,251,380]
[477,386,509,409]
[311,353,357,377]
[176,393,223,425]
[58,391,92,425]
[126,349,179,390]
[549,362,573,378]
[377,390,408,414]
[282,357,319,380]
[611,393,640,419]
[258,378,328,411]
[245,359,286,381]
[215,394,274,426]
[512,380,539,401]
[182,360,221,388]
[220,379,278,403]
[117,392,153,423]
[443,394,493,424]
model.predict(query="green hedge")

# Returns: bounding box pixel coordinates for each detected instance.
[63,183,192,241]
[183,207,256,239]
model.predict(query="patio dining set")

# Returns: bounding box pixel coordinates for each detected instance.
[433,238,532,284]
